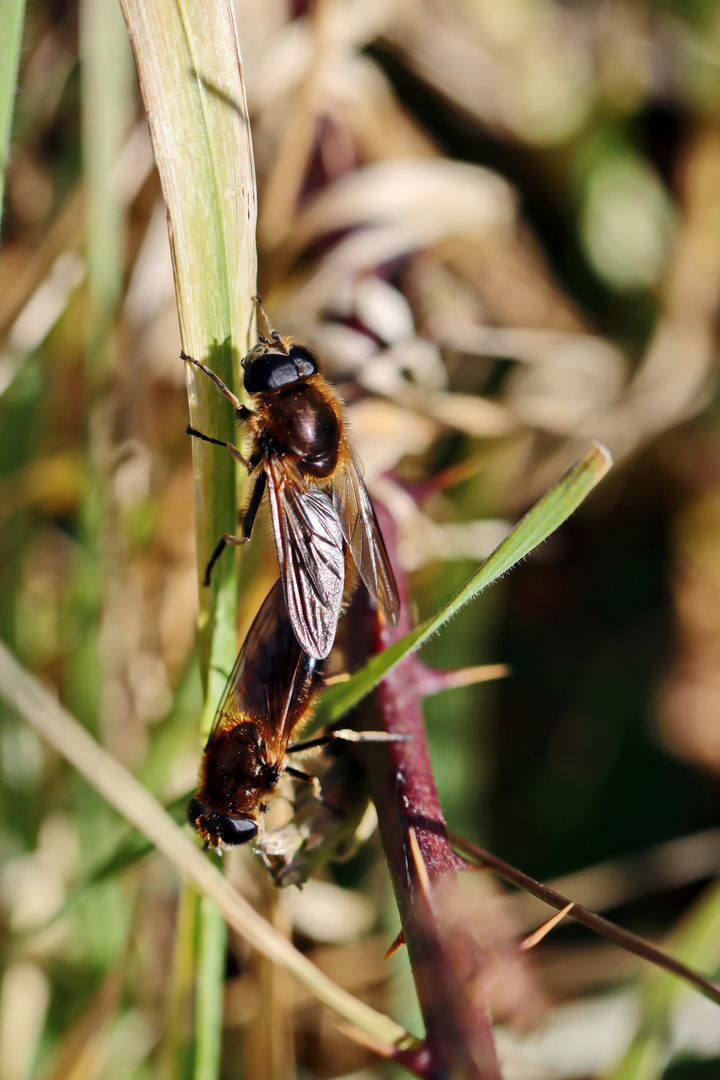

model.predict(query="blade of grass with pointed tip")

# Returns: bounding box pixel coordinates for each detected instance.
[119,0,257,702]
[0,0,26,218]
[316,443,612,727]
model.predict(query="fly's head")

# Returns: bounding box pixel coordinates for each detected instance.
[188,797,259,853]
[241,340,318,396]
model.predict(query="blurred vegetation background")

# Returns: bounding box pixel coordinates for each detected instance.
[2,0,720,1077]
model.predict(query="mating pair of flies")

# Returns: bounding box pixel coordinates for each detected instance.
[186,298,401,853]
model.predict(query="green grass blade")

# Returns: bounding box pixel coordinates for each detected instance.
[118,4,257,1076]
[0,0,26,219]
[119,0,257,696]
[80,0,134,364]
[195,899,228,1080]
[317,443,613,726]
[159,883,200,1080]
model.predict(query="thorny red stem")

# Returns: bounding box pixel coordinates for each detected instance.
[352,507,502,1080]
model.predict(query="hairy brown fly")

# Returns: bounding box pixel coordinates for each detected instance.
[188,578,404,852]
[183,297,400,660]
[188,579,324,851]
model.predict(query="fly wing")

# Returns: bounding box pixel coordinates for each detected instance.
[333,448,400,627]
[264,456,345,660]
[209,579,321,761]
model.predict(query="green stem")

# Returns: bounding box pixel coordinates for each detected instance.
[0,0,26,218]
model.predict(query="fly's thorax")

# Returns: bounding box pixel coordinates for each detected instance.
[198,721,280,812]
[256,379,342,478]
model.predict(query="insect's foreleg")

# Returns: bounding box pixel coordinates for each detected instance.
[181,351,252,420]
[186,426,252,471]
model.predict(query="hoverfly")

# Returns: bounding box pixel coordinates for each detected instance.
[188,579,324,850]
[182,297,400,660]
[188,578,402,852]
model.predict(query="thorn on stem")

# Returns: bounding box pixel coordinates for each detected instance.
[408,826,431,898]
[520,903,574,951]
[384,928,406,960]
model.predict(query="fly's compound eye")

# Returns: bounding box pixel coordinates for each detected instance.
[241,344,265,369]
[217,814,258,846]
[288,344,318,378]
[242,343,319,394]
[242,351,296,394]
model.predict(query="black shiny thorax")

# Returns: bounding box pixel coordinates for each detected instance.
[256,381,341,479]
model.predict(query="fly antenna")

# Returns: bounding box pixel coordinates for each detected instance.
[276,311,292,337]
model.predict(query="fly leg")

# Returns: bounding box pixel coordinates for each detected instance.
[185,424,251,586]
[186,426,252,471]
[288,730,411,753]
[183,350,253,468]
[241,471,267,541]
[181,351,253,421]
[285,766,343,816]
[201,470,267,586]
[203,533,244,588]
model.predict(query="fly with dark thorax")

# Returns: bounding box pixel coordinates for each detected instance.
[182,296,400,660]
[188,579,323,850]
[188,578,408,853]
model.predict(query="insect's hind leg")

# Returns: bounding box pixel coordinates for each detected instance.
[203,533,246,587]
[287,730,411,754]
[203,469,267,586]
[241,471,267,542]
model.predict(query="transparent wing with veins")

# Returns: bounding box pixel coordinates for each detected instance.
[333,449,400,628]
[208,580,321,764]
[264,456,345,660]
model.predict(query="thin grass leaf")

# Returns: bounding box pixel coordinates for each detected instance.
[118,4,257,1074]
[195,899,227,1080]
[0,0,26,218]
[79,0,134,364]
[159,883,200,1080]
[317,442,612,726]
[119,0,257,699]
